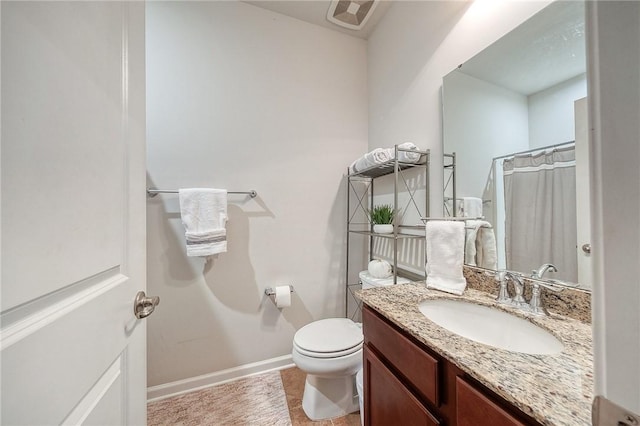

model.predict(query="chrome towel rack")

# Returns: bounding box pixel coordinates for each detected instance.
[147,188,257,198]
[421,216,484,221]
[421,216,492,229]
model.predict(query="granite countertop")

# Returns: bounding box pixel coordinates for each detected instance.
[356,282,593,426]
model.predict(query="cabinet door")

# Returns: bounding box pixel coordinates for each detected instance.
[364,346,440,426]
[363,306,440,406]
[457,377,527,426]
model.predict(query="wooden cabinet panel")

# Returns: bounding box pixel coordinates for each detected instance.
[363,306,440,406]
[456,377,527,426]
[362,304,541,426]
[364,346,440,426]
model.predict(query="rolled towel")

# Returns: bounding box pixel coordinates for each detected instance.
[426,221,467,295]
[179,188,228,256]
[348,144,423,174]
[359,270,410,289]
[349,148,392,174]
[368,148,392,164]
[396,142,421,163]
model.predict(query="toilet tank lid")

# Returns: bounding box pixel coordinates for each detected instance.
[294,318,363,353]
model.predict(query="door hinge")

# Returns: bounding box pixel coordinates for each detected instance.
[593,395,640,426]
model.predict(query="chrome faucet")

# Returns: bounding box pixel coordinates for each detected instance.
[531,263,557,279]
[495,266,563,316]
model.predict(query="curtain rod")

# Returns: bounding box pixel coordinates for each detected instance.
[492,141,575,162]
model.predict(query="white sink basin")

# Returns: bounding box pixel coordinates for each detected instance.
[418,299,564,355]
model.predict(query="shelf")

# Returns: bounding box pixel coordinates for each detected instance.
[348,155,428,179]
[345,145,429,319]
[348,230,425,239]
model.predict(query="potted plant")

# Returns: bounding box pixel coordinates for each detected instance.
[368,204,395,234]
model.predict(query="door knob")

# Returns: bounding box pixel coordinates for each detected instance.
[134,291,160,319]
[582,243,591,254]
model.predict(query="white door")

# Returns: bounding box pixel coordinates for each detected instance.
[1,2,148,425]
[588,0,640,422]
[574,97,592,289]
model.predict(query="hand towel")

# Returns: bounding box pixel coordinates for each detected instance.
[464,220,497,270]
[464,221,481,266]
[179,188,228,256]
[461,197,483,218]
[425,221,467,295]
[476,226,497,270]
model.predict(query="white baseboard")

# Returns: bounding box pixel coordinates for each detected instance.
[147,354,295,403]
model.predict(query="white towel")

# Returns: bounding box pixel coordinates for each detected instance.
[395,142,421,163]
[359,270,410,289]
[348,144,422,175]
[179,188,228,256]
[464,220,497,269]
[349,148,392,174]
[477,227,497,270]
[460,197,483,218]
[425,221,467,295]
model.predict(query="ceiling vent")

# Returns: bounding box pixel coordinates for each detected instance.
[327,0,378,31]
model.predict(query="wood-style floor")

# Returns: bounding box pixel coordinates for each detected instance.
[148,367,361,426]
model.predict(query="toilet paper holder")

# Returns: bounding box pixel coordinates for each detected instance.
[264,285,295,297]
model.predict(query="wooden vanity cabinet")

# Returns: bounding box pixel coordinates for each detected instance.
[364,347,440,426]
[362,305,540,426]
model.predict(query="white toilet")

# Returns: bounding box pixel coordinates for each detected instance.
[292,318,363,421]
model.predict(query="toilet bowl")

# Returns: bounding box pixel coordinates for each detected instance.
[292,318,363,421]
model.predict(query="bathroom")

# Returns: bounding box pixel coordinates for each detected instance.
[1,1,639,425]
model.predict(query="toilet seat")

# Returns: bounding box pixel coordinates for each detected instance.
[293,340,362,358]
[293,318,363,359]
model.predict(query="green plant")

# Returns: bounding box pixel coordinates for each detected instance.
[368,204,395,225]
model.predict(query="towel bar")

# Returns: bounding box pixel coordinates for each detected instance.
[420,216,485,221]
[147,188,257,198]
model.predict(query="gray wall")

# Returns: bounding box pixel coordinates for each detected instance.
[146,1,368,391]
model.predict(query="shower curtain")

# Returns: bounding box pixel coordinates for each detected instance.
[503,146,578,282]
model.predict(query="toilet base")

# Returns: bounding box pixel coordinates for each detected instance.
[302,374,360,421]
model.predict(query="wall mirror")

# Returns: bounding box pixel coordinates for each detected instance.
[442,1,591,289]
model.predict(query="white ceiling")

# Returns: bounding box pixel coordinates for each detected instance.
[244,0,393,39]
[246,1,585,95]
[457,1,586,95]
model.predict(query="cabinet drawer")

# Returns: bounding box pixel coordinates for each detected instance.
[456,377,527,426]
[364,346,440,426]
[363,306,439,406]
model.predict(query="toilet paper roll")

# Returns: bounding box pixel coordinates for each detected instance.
[275,286,291,308]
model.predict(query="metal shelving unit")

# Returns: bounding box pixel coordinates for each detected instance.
[443,152,457,217]
[346,145,430,320]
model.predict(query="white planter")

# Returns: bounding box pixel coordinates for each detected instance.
[373,224,393,234]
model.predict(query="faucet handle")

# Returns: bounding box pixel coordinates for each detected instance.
[495,270,511,304]
[529,282,549,316]
[506,272,529,309]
